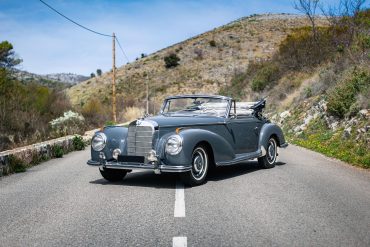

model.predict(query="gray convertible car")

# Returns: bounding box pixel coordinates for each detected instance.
[87,95,288,186]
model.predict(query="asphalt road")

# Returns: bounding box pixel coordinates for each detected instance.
[1,145,369,247]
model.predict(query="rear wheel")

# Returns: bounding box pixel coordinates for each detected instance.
[99,168,127,182]
[258,137,277,169]
[180,146,209,186]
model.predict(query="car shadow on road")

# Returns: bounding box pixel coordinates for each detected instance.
[208,160,286,181]
[90,161,286,188]
[89,171,178,189]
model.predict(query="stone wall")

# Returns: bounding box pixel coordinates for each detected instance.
[0,129,98,177]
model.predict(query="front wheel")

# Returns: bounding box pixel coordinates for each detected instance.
[258,137,277,169]
[180,146,209,186]
[99,168,127,182]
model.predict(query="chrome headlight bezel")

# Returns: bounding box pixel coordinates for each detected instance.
[91,133,107,151]
[165,135,183,155]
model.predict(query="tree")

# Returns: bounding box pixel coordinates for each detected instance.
[294,0,320,41]
[141,53,147,58]
[319,0,367,62]
[164,53,180,68]
[90,73,95,78]
[96,69,102,76]
[0,41,22,69]
[321,0,366,41]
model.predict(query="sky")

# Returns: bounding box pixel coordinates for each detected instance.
[0,0,344,75]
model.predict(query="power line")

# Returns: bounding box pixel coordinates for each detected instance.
[38,0,130,63]
[38,0,112,37]
[115,37,130,63]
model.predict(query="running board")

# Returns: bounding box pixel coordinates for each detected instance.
[216,150,263,166]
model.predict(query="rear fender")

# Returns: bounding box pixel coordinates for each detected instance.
[258,123,287,153]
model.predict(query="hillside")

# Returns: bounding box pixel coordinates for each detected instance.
[14,70,88,89]
[67,14,326,109]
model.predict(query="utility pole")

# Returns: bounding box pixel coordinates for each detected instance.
[146,73,149,114]
[112,32,117,123]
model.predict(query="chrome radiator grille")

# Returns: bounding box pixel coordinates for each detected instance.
[127,121,154,159]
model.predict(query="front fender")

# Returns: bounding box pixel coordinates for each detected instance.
[91,126,128,162]
[159,128,235,166]
[258,123,287,151]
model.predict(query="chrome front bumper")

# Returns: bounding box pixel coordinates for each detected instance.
[87,159,191,173]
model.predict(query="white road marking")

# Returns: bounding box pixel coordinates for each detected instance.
[174,181,185,217]
[173,236,187,247]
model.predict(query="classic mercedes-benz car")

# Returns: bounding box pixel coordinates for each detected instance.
[87,95,288,186]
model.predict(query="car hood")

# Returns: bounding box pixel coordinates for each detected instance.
[145,115,226,128]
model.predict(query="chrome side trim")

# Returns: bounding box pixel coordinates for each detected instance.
[280,142,289,148]
[216,150,262,166]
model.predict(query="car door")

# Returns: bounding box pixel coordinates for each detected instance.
[226,101,263,154]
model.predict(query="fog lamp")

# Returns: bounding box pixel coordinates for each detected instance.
[112,148,121,160]
[147,150,158,162]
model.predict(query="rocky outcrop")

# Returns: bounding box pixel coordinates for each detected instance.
[271,98,369,144]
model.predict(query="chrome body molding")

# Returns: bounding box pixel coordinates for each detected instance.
[216,150,262,166]
[280,142,289,148]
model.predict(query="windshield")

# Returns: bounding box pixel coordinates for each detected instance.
[162,97,229,117]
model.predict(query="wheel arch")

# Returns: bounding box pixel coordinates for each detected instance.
[270,133,280,145]
[259,123,287,151]
[194,140,216,169]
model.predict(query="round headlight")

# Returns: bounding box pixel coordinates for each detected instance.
[165,135,183,155]
[112,148,121,160]
[92,133,107,151]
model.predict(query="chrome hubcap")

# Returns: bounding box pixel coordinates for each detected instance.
[191,147,208,180]
[267,139,276,164]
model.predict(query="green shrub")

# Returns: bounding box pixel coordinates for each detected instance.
[49,110,85,137]
[164,53,180,68]
[52,145,64,158]
[303,87,313,98]
[219,72,248,100]
[251,63,280,91]
[209,40,216,47]
[30,151,49,166]
[278,26,334,71]
[8,155,26,173]
[72,135,85,151]
[105,120,116,126]
[327,69,369,118]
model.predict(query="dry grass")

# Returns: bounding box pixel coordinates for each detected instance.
[122,107,145,122]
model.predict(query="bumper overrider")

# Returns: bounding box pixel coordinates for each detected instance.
[87,152,191,174]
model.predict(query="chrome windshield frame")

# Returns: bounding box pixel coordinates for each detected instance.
[159,95,232,118]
